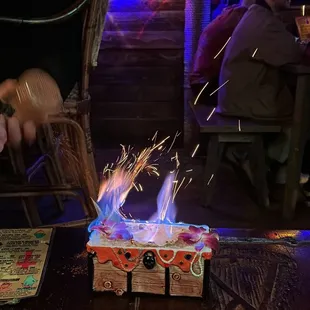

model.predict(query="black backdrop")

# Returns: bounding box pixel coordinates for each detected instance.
[0,0,83,99]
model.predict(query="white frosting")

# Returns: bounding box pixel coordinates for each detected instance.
[88,221,211,254]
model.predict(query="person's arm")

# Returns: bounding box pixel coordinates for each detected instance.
[254,19,304,67]
[0,80,36,152]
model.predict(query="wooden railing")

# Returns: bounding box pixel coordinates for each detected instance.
[0,0,89,24]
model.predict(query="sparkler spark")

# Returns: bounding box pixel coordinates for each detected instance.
[252,48,258,58]
[166,131,181,153]
[209,80,229,96]
[172,176,185,202]
[207,107,216,121]
[214,36,231,59]
[191,144,200,158]
[152,131,158,142]
[184,177,192,189]
[207,174,214,186]
[193,82,209,106]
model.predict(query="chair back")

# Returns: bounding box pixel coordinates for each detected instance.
[81,0,109,99]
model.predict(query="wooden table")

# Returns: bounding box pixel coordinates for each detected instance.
[282,64,310,219]
[3,228,310,310]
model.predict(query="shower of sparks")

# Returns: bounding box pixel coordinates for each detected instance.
[214,36,231,59]
[193,82,209,105]
[207,174,214,186]
[97,126,198,217]
[191,144,200,158]
[252,48,258,58]
[302,5,305,16]
[98,135,170,201]
[207,107,216,121]
[238,119,241,132]
[209,80,229,96]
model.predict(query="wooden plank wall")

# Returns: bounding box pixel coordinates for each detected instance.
[89,0,185,147]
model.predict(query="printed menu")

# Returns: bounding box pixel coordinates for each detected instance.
[296,16,310,42]
[0,229,53,301]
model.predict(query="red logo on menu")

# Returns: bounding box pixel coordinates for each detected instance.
[17,251,36,269]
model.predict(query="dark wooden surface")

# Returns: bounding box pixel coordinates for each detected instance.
[4,228,310,310]
[90,0,185,147]
[192,105,284,133]
[282,64,310,75]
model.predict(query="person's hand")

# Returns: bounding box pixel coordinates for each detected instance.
[0,79,36,152]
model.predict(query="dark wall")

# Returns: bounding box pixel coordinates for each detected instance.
[0,0,83,98]
[90,0,185,147]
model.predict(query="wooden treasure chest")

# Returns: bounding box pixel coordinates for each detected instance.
[87,221,218,299]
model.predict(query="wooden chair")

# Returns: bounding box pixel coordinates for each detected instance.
[0,0,110,226]
[0,118,95,227]
[191,105,284,209]
[60,0,110,193]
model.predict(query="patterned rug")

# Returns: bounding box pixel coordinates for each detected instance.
[210,245,299,310]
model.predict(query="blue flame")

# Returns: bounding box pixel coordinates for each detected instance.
[88,171,130,232]
[88,171,178,238]
[150,172,177,224]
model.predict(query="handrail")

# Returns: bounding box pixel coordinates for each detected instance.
[0,0,89,25]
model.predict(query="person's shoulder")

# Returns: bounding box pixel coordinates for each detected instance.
[244,4,264,14]
[222,4,244,14]
[247,4,272,15]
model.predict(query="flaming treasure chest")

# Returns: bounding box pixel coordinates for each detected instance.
[87,221,218,299]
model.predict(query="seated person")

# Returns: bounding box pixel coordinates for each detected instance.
[217,0,306,120]
[218,0,310,184]
[190,0,256,105]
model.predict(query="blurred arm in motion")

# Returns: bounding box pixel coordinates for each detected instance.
[0,79,36,152]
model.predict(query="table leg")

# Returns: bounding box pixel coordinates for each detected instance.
[202,135,224,207]
[283,75,310,220]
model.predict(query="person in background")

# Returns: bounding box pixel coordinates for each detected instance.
[0,80,36,152]
[217,0,307,120]
[190,0,256,105]
[218,0,310,187]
